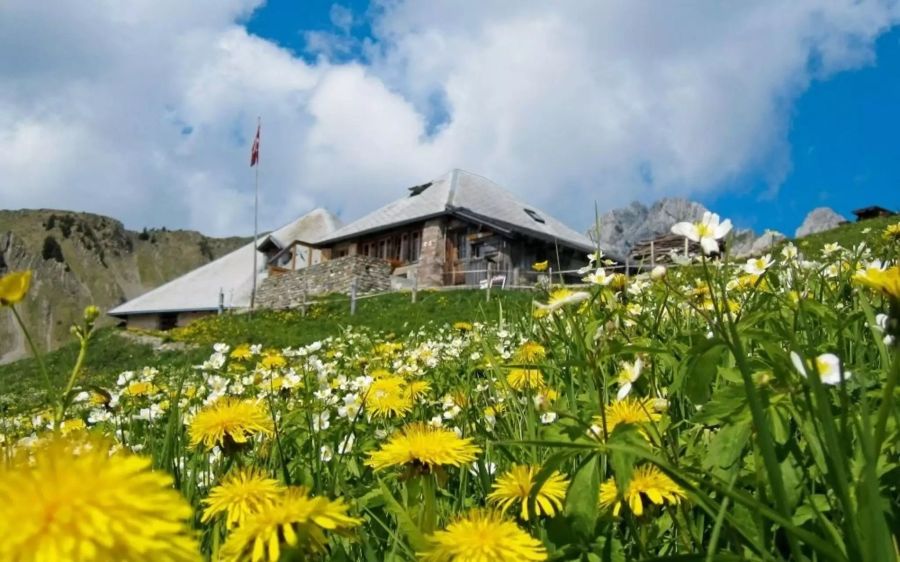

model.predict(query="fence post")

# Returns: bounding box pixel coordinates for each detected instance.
[684,238,689,257]
[350,277,357,316]
[486,262,492,303]
[301,278,308,317]
[218,289,224,315]
[548,267,554,288]
[650,240,656,268]
[411,273,418,304]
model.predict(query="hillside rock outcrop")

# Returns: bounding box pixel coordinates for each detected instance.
[795,207,847,238]
[594,198,709,257]
[0,209,248,362]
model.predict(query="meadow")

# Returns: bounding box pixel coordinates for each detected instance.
[0,216,898,562]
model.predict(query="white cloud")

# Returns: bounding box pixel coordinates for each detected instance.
[0,0,897,235]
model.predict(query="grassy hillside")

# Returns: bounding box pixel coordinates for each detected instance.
[0,289,535,413]
[792,214,897,254]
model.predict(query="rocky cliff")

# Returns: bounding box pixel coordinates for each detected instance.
[795,207,848,238]
[0,209,248,362]
[594,198,781,260]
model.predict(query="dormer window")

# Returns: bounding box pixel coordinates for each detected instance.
[408,182,432,197]
[524,208,545,223]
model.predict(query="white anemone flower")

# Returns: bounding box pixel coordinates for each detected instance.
[780,243,799,261]
[583,268,614,285]
[790,351,851,385]
[743,254,774,275]
[616,358,643,400]
[670,211,733,255]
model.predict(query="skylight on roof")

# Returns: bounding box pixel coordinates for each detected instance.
[408,182,432,197]
[524,208,545,224]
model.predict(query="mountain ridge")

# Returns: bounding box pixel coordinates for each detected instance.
[0,209,249,362]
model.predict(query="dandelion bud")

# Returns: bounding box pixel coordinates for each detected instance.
[84,305,101,323]
[650,265,667,280]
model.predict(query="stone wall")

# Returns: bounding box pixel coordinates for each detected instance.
[256,255,392,309]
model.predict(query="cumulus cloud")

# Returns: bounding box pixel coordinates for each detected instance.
[0,0,897,235]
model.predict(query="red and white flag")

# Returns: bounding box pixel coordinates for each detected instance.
[250,123,260,167]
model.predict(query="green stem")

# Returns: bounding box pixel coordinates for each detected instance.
[874,332,899,455]
[725,317,803,560]
[421,473,438,534]
[55,334,89,427]
[10,305,54,404]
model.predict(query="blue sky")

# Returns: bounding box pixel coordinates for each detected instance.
[705,26,900,234]
[2,1,898,237]
[247,1,899,236]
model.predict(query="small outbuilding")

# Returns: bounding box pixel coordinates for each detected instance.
[108,208,341,329]
[852,206,895,222]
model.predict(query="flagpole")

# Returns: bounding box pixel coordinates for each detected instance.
[250,116,260,311]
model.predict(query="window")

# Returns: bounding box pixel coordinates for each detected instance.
[524,208,545,224]
[408,182,432,196]
[409,231,421,262]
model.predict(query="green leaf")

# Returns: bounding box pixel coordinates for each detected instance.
[564,454,600,539]
[680,338,727,404]
[691,383,748,425]
[377,480,428,553]
[608,424,645,493]
[702,417,752,473]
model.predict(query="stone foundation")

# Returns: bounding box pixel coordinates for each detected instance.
[256,255,392,309]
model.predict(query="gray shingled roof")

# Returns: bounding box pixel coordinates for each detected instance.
[108,208,341,316]
[315,169,596,252]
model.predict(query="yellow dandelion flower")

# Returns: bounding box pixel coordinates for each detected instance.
[369,368,393,379]
[598,464,686,517]
[407,379,431,401]
[853,265,900,299]
[487,465,569,520]
[609,273,628,291]
[590,397,661,439]
[0,270,32,306]
[364,376,413,418]
[418,509,547,562]
[260,352,286,370]
[532,260,549,272]
[189,398,274,451]
[219,487,360,562]
[450,389,470,407]
[202,469,283,528]
[453,321,474,331]
[59,418,86,436]
[366,422,481,471]
[883,222,900,242]
[230,344,253,361]
[514,341,546,363]
[124,380,156,397]
[0,437,199,561]
[541,289,590,312]
[507,368,544,390]
[373,342,403,357]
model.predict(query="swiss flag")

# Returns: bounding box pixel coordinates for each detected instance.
[250,123,260,167]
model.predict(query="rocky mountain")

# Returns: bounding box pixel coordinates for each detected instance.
[594,198,790,260]
[594,197,782,259]
[795,207,847,238]
[594,198,709,258]
[0,209,249,363]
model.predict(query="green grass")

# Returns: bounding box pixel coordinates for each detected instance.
[0,329,204,415]
[792,215,897,255]
[166,289,535,348]
[0,289,535,413]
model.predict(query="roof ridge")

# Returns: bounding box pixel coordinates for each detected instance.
[446,168,461,208]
